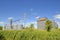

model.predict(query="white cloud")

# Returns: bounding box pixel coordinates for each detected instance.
[54,14,60,28]
[54,14,60,19]
[0,22,4,24]
[8,17,13,19]
[36,16,40,19]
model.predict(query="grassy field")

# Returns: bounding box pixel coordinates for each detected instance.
[0,29,60,40]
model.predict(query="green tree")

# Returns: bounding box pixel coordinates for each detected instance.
[29,24,34,29]
[45,20,53,31]
[25,24,34,30]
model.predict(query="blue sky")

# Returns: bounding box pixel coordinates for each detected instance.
[0,0,60,27]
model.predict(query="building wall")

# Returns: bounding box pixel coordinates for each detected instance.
[37,21,46,30]
[37,18,58,30]
[3,24,23,30]
[37,18,47,30]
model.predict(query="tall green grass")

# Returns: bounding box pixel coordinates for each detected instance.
[0,29,60,40]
